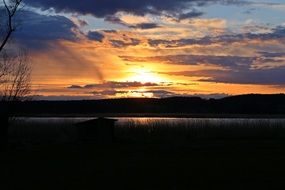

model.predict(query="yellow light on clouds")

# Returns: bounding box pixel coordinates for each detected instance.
[126,68,166,83]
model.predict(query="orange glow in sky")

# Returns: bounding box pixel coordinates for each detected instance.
[9,1,285,99]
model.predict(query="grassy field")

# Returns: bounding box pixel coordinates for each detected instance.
[1,118,285,189]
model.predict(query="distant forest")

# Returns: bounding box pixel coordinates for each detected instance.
[3,94,285,116]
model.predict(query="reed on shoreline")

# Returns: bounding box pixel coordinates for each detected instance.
[7,118,285,145]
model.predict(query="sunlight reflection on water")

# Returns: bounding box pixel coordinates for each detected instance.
[15,117,285,127]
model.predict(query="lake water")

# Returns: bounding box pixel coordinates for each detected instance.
[14,117,285,127]
[9,117,285,143]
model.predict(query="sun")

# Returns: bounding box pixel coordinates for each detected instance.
[126,68,164,83]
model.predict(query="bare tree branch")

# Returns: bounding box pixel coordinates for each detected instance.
[0,0,30,102]
[0,50,31,102]
[0,0,25,148]
[0,0,22,53]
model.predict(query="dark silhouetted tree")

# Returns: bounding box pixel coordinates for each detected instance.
[0,0,22,53]
[1,50,31,101]
[0,0,31,150]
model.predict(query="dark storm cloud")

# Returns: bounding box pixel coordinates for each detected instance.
[25,0,244,18]
[13,10,77,49]
[87,31,105,42]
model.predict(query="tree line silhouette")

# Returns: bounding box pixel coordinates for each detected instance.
[5,94,285,116]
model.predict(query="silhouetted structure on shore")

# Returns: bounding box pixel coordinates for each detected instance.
[76,117,117,143]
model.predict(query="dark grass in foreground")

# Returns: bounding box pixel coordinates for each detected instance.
[2,141,285,190]
[116,119,285,143]
[8,118,285,144]
[2,119,285,190]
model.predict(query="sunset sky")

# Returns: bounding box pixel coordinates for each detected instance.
[5,0,285,99]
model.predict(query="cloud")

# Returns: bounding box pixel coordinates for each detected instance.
[32,92,229,100]
[92,90,124,96]
[110,38,141,48]
[31,95,96,101]
[242,21,272,34]
[13,10,78,50]
[68,81,199,99]
[148,25,285,48]
[163,66,285,85]
[177,10,204,20]
[91,89,179,98]
[250,2,285,11]
[258,51,285,58]
[121,54,282,70]
[104,15,160,30]
[199,67,285,85]
[243,8,256,14]
[115,52,283,85]
[25,0,244,18]
[130,23,160,29]
[68,85,83,89]
[143,90,177,98]
[102,30,118,33]
[120,53,285,85]
[87,31,105,42]
[104,15,126,26]
[68,81,160,89]
[70,16,88,27]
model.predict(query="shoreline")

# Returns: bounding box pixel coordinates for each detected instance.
[14,113,285,119]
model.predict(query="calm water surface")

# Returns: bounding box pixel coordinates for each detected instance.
[15,117,285,127]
